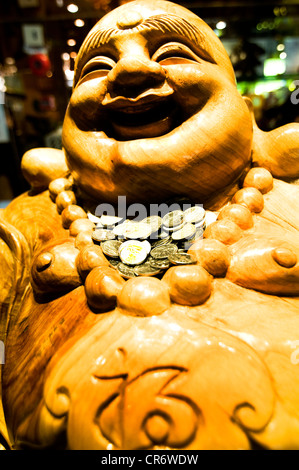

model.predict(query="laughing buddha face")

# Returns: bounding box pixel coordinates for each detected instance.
[62,0,253,205]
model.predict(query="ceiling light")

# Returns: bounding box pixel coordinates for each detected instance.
[255,80,286,95]
[61,52,70,60]
[67,3,78,13]
[264,58,286,77]
[216,21,226,30]
[74,19,85,27]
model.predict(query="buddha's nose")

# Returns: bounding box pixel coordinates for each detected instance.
[106,56,166,98]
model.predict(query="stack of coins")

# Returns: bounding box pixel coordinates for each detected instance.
[89,204,206,278]
[162,210,185,232]
[184,205,206,228]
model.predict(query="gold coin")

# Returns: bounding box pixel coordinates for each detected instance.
[100,214,124,227]
[92,229,116,242]
[151,243,178,259]
[142,215,162,232]
[141,240,152,254]
[87,212,103,225]
[109,259,119,268]
[117,262,136,278]
[113,220,130,237]
[168,252,196,265]
[101,240,123,258]
[149,258,171,270]
[172,223,196,241]
[162,210,184,229]
[134,262,162,277]
[183,205,205,224]
[119,240,148,265]
[123,221,152,240]
[151,236,173,248]
[162,221,185,233]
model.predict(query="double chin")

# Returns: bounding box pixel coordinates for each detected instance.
[63,86,253,205]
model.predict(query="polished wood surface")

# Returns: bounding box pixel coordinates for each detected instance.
[1,0,299,450]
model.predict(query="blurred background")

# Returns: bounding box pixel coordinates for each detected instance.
[0,0,299,204]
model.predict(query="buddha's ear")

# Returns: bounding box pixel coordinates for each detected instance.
[242,95,299,180]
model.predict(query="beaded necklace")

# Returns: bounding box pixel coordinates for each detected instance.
[42,166,274,315]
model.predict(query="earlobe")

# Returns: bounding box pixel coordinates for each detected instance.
[243,95,299,180]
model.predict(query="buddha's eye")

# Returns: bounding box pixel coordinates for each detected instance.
[152,42,201,65]
[80,56,116,79]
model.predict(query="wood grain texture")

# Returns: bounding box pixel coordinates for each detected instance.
[1,0,299,451]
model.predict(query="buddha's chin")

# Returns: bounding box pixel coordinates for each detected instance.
[63,92,253,205]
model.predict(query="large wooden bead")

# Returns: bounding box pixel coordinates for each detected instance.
[203,219,243,245]
[188,239,230,277]
[217,204,253,230]
[117,277,171,317]
[76,244,110,279]
[55,190,77,214]
[69,218,95,237]
[61,205,87,229]
[48,177,73,201]
[232,187,264,213]
[243,167,273,194]
[75,231,94,250]
[85,266,125,311]
[162,265,212,306]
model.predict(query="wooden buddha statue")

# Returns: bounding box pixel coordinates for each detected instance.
[1,0,299,450]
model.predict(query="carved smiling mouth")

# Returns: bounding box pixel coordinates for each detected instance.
[101,85,180,140]
[109,98,178,139]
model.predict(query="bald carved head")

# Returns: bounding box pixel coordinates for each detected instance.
[62,0,253,205]
[73,0,236,86]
